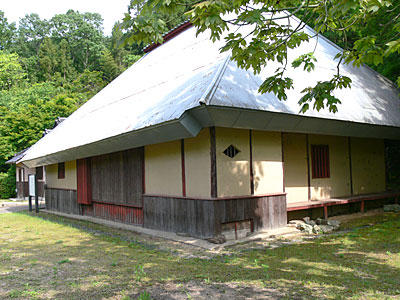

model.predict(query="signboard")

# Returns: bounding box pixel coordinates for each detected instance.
[28,174,36,197]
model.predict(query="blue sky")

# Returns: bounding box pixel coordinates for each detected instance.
[1,0,131,35]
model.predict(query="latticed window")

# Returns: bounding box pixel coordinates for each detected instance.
[223,145,240,158]
[311,145,330,179]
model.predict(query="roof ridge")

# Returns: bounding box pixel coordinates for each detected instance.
[199,55,231,106]
[143,21,193,53]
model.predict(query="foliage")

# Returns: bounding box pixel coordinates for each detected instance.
[121,0,400,113]
[0,165,16,199]
[0,8,144,187]
[0,51,26,90]
[0,11,16,50]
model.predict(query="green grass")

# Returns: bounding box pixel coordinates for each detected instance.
[0,211,399,299]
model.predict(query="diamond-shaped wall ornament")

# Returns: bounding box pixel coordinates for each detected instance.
[223,145,240,158]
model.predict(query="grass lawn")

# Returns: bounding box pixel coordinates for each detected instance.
[0,211,399,299]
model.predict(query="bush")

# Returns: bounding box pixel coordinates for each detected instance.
[0,166,16,199]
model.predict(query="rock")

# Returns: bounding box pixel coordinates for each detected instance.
[383,204,400,212]
[176,232,191,237]
[313,225,323,234]
[302,217,316,226]
[206,235,226,244]
[297,223,314,234]
[316,218,328,225]
[327,220,341,228]
[288,220,305,228]
[319,225,334,233]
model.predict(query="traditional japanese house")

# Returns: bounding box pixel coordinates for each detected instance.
[6,148,45,200]
[19,20,400,239]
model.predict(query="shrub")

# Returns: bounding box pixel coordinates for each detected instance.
[0,166,16,199]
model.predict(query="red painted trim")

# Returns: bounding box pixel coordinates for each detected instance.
[143,192,286,201]
[311,144,330,179]
[181,139,186,197]
[360,200,365,213]
[77,158,92,205]
[287,191,400,211]
[234,222,238,240]
[323,205,328,219]
[92,200,143,209]
[143,22,193,53]
[46,187,76,192]
[249,130,254,195]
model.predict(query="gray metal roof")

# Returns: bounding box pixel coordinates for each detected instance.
[6,148,29,164]
[21,18,400,167]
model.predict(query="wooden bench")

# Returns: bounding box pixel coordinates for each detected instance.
[287,191,400,219]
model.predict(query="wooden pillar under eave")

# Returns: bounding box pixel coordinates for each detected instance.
[77,158,92,206]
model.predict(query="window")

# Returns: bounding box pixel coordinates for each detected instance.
[36,166,43,180]
[58,162,65,179]
[18,168,23,182]
[223,145,240,158]
[311,145,330,179]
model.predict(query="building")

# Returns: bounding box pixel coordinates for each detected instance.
[19,20,400,239]
[6,148,45,200]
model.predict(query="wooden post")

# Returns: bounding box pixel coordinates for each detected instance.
[348,137,354,195]
[28,196,32,212]
[249,130,254,195]
[306,134,311,201]
[360,200,365,213]
[210,127,217,198]
[181,139,186,197]
[35,175,39,213]
[323,205,328,219]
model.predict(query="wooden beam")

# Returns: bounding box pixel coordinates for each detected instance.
[348,137,354,195]
[281,132,285,193]
[141,146,145,208]
[210,127,217,198]
[323,205,328,219]
[249,129,254,195]
[181,139,186,197]
[306,134,311,201]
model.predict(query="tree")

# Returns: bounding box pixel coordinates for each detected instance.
[0,51,26,90]
[16,14,49,57]
[99,49,122,82]
[50,10,106,72]
[57,39,76,81]
[120,0,400,113]
[38,37,58,81]
[0,11,16,50]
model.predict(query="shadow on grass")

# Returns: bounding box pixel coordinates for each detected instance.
[0,211,399,299]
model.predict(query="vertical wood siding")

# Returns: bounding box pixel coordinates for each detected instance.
[45,188,80,215]
[83,203,143,225]
[77,158,92,204]
[143,194,287,238]
[17,182,44,199]
[91,148,144,207]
